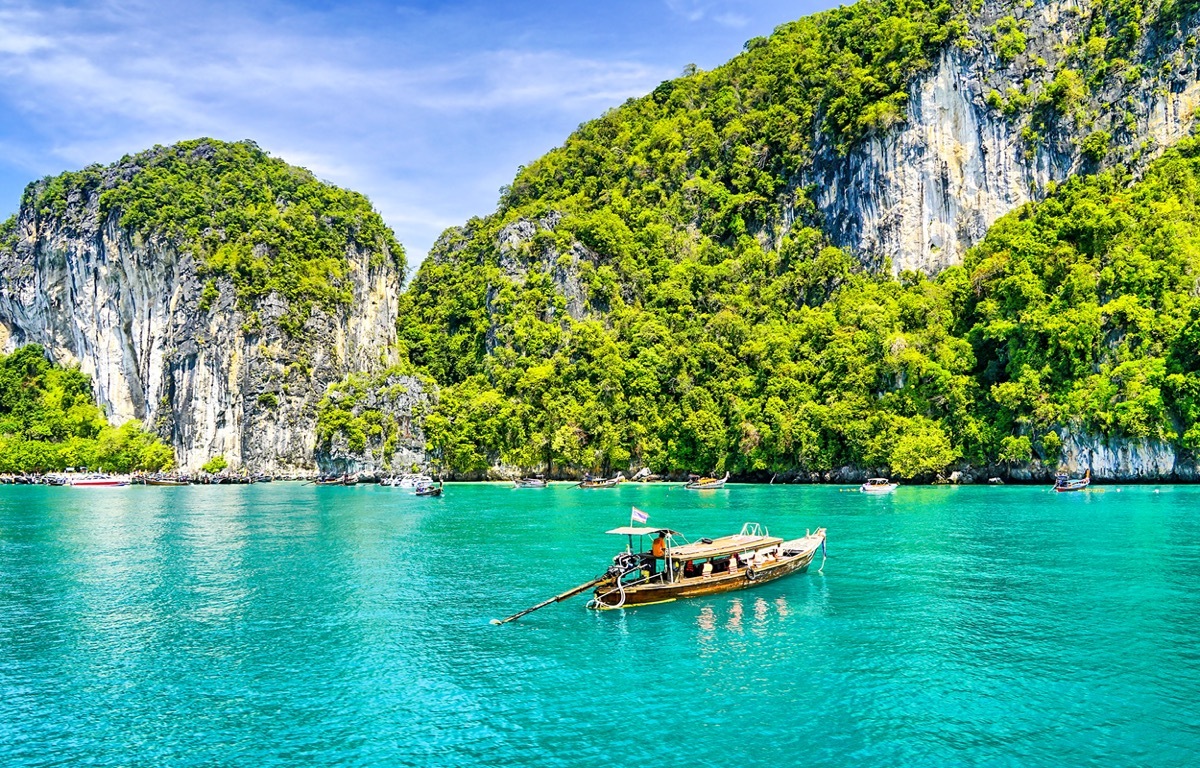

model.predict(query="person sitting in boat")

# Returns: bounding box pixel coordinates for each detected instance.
[648,531,666,575]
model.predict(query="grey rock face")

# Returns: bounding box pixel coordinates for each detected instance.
[0,185,402,472]
[808,0,1200,274]
[1056,430,1194,482]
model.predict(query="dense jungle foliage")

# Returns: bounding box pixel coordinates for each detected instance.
[315,367,428,464]
[394,138,1200,479]
[374,0,1200,480]
[393,0,970,476]
[0,346,174,473]
[20,139,404,335]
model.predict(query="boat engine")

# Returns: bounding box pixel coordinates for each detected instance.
[609,552,643,577]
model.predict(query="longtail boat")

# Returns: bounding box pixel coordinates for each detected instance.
[1054,469,1091,492]
[579,474,621,489]
[146,477,189,486]
[513,476,548,488]
[683,471,729,490]
[415,481,444,497]
[492,521,826,624]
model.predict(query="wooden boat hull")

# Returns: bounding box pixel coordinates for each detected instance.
[1055,481,1090,492]
[513,479,548,488]
[592,548,818,608]
[579,480,619,489]
[146,480,189,486]
[683,480,727,490]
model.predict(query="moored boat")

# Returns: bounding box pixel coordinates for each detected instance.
[67,473,130,488]
[415,480,444,497]
[393,473,432,489]
[683,471,729,490]
[578,474,621,489]
[146,477,189,486]
[860,477,898,493]
[1054,469,1091,492]
[513,476,548,489]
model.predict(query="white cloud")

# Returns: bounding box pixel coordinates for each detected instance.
[0,0,671,262]
[713,13,750,28]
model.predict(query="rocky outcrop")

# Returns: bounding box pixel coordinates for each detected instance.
[807,0,1200,274]
[316,371,430,475]
[0,163,402,472]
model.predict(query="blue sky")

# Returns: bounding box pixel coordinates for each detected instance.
[0,0,840,266]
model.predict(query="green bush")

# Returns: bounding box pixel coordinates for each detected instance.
[0,345,174,472]
[201,455,228,473]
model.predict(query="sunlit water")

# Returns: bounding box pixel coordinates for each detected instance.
[1,482,1198,767]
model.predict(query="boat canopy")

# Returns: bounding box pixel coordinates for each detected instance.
[606,526,680,536]
[668,534,782,561]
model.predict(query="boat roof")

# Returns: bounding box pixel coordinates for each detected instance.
[606,526,680,536]
[668,534,783,560]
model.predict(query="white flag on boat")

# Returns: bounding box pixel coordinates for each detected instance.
[631,506,649,523]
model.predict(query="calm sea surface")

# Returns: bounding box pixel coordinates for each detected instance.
[1,482,1198,767]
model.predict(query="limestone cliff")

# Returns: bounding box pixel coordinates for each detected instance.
[0,140,411,472]
[810,0,1200,274]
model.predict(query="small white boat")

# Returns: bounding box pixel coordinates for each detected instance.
[1054,469,1090,493]
[860,478,898,493]
[385,474,432,489]
[513,476,548,489]
[67,472,130,488]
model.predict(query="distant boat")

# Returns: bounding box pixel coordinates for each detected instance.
[579,474,621,489]
[415,480,444,497]
[683,471,729,490]
[315,474,356,486]
[146,477,189,486]
[68,473,130,488]
[389,473,432,489]
[1054,469,1090,493]
[860,478,898,493]
[514,476,548,489]
[630,468,663,483]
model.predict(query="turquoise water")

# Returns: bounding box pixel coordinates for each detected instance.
[1,483,1198,767]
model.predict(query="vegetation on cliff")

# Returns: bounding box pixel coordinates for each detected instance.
[315,367,430,469]
[20,139,404,335]
[0,346,174,473]
[396,138,1200,479]
[379,0,1200,479]
[963,138,1200,449]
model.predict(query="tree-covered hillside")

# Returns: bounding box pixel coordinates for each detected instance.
[0,346,173,473]
[399,139,1200,479]
[377,0,1200,479]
